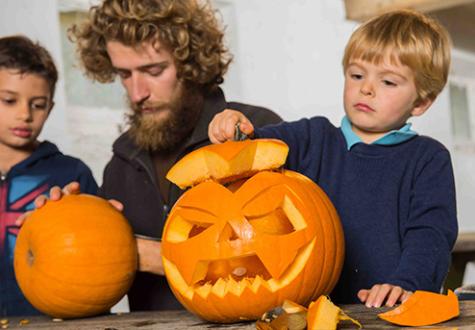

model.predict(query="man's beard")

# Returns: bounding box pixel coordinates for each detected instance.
[126,82,204,153]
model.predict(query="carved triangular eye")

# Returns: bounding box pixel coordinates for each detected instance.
[248,208,295,235]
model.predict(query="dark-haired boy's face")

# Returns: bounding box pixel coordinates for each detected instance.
[0,69,52,155]
[106,40,202,152]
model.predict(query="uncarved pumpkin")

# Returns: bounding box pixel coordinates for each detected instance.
[162,139,345,322]
[14,194,137,319]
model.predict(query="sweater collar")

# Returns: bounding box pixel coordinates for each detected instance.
[340,116,418,150]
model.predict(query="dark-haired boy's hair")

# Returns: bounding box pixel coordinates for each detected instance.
[0,35,58,98]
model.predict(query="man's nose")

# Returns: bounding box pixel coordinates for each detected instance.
[129,74,150,104]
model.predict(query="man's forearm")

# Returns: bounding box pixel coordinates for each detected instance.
[136,237,164,275]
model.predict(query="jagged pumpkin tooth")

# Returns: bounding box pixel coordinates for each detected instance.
[307,295,361,330]
[378,290,460,326]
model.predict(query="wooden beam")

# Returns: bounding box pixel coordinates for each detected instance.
[344,0,475,21]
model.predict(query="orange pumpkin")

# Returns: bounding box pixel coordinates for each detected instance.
[162,139,345,322]
[307,295,361,330]
[14,194,138,319]
[378,290,459,326]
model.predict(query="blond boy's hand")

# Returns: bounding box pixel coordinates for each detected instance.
[208,109,254,144]
[15,181,123,226]
[358,284,412,308]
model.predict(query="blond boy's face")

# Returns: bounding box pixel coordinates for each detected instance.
[0,69,52,152]
[343,57,432,143]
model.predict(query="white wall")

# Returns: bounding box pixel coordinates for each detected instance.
[0,0,71,152]
[220,0,355,126]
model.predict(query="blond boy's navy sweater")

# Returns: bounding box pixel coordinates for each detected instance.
[255,117,458,304]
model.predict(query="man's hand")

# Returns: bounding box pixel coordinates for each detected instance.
[136,237,164,275]
[208,109,254,144]
[358,284,412,308]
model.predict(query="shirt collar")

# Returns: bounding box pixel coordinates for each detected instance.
[340,116,418,150]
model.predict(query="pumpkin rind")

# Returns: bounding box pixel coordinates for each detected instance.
[378,290,459,326]
[162,139,344,323]
[307,295,361,330]
[14,194,138,319]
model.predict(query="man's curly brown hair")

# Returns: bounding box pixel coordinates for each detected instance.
[69,0,232,92]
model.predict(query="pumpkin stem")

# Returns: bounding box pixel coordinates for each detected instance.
[27,249,34,266]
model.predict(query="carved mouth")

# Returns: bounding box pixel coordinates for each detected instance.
[163,239,315,300]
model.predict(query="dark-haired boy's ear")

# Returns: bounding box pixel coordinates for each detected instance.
[411,98,432,117]
[47,101,55,114]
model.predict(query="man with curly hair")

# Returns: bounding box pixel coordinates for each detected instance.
[68,0,281,310]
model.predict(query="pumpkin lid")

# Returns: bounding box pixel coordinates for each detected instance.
[166,139,289,189]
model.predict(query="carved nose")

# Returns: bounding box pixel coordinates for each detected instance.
[218,223,240,242]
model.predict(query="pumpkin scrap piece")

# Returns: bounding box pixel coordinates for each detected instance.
[307,295,361,330]
[282,300,308,314]
[378,290,459,326]
[256,305,307,330]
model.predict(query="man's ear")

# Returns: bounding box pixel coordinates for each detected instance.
[411,98,433,117]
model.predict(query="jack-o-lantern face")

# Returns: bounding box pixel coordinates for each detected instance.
[162,140,344,323]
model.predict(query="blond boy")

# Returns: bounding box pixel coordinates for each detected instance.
[209,10,458,308]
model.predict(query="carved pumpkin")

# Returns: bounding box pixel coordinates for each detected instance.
[14,194,137,319]
[162,139,345,322]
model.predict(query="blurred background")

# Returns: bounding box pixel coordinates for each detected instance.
[1,0,474,302]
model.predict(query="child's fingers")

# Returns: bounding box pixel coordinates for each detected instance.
[49,186,64,201]
[209,109,250,143]
[239,120,254,135]
[222,111,242,140]
[385,286,404,307]
[63,181,81,195]
[15,212,32,227]
[209,117,226,144]
[401,290,413,303]
[365,284,391,308]
[357,289,370,303]
[33,194,49,209]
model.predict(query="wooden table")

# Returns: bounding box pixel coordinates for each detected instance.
[2,301,475,329]
[447,232,475,290]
